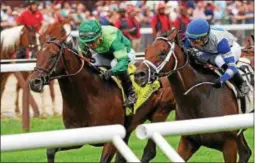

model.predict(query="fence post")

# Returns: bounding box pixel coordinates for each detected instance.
[22,77,30,132]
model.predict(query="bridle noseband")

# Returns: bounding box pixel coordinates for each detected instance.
[34,40,85,84]
[142,34,217,95]
[142,35,189,83]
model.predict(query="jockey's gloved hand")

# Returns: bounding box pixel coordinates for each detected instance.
[212,78,223,88]
[101,70,112,80]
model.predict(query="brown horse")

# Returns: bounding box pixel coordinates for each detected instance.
[14,20,71,117]
[134,30,252,163]
[0,25,40,117]
[39,19,70,44]
[29,36,176,163]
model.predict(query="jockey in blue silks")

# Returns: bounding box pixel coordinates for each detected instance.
[184,18,249,97]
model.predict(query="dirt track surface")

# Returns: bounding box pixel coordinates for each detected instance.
[1,74,63,118]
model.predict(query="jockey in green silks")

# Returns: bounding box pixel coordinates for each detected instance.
[78,20,137,109]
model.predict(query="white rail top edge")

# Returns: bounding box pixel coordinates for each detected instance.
[136,113,254,139]
[1,125,126,152]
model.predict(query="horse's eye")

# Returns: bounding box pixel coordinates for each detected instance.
[161,50,167,56]
[50,54,57,59]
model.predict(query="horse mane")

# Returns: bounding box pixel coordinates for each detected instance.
[167,32,218,80]
[0,25,24,58]
[65,43,118,89]
[188,54,218,78]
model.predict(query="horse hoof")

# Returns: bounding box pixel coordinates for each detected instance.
[40,112,50,118]
[53,111,61,116]
[33,112,40,118]
[15,112,21,117]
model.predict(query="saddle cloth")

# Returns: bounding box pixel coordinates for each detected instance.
[99,64,161,116]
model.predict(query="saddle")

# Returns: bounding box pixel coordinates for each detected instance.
[98,65,161,116]
[192,56,254,114]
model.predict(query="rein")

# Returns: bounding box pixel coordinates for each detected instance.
[34,40,86,84]
[142,33,215,95]
[142,35,189,83]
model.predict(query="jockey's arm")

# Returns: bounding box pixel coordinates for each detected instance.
[110,31,132,76]
[217,38,238,83]
[111,49,130,76]
[183,38,192,49]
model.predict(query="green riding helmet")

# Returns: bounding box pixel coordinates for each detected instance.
[79,20,102,54]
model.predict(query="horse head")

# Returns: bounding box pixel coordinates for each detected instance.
[134,29,186,86]
[20,25,40,52]
[29,35,84,92]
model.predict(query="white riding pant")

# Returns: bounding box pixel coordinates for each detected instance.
[91,49,136,68]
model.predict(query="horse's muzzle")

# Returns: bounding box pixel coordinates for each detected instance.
[134,70,148,87]
[29,78,44,92]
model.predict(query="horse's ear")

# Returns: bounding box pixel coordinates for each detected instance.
[167,28,178,42]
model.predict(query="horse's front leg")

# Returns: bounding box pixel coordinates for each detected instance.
[100,143,117,163]
[40,90,49,118]
[114,115,135,163]
[47,145,83,163]
[141,105,174,162]
[15,83,21,116]
[49,80,59,116]
[141,88,175,163]
[177,136,200,161]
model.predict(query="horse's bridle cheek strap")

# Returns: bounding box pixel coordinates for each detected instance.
[34,41,85,83]
[142,37,177,82]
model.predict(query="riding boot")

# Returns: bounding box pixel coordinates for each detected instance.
[231,72,250,97]
[118,72,137,112]
[16,46,26,59]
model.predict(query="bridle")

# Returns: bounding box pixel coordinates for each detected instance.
[142,33,216,95]
[141,34,189,83]
[24,26,41,51]
[34,40,87,84]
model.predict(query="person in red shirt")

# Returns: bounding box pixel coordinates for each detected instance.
[15,0,43,59]
[114,6,141,52]
[151,3,172,38]
[174,6,190,38]
[16,0,43,32]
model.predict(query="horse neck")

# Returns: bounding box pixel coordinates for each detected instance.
[57,50,120,109]
[167,52,215,117]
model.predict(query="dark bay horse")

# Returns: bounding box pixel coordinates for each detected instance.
[29,36,176,163]
[134,30,252,163]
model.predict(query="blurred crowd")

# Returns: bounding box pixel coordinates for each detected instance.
[1,0,254,51]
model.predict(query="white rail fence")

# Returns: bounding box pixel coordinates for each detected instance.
[0,54,145,72]
[135,113,254,162]
[1,114,253,162]
[1,124,140,162]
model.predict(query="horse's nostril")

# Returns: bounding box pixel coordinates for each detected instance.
[34,78,42,85]
[135,71,146,78]
[140,71,146,77]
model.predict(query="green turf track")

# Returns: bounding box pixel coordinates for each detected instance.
[1,111,254,162]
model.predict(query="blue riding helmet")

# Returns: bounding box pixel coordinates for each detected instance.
[185,18,210,40]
